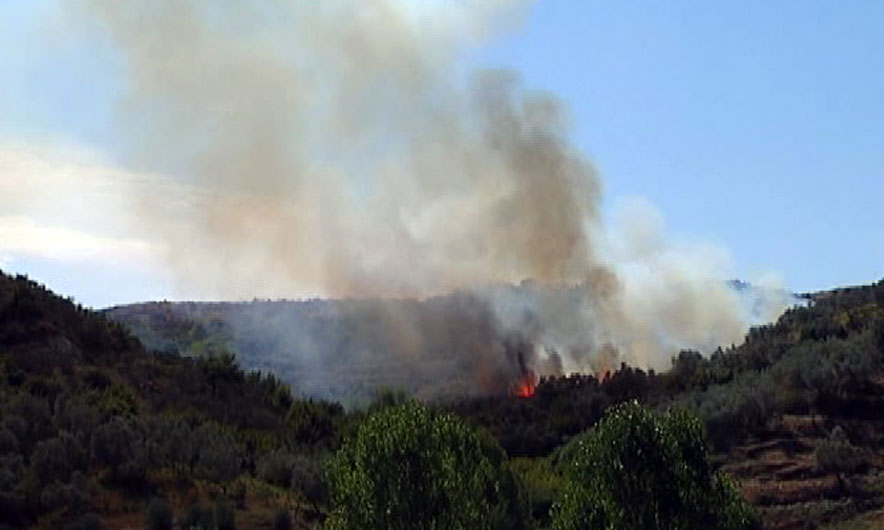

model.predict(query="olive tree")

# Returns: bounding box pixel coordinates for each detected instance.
[552,401,758,530]
[325,402,525,530]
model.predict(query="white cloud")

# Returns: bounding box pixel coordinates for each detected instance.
[0,140,169,270]
[0,215,157,266]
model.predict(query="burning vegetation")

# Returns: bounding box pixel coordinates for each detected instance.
[513,372,537,398]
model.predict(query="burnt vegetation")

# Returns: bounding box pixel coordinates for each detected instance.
[2,269,884,528]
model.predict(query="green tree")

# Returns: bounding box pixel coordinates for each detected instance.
[193,428,240,484]
[256,449,295,487]
[325,402,525,530]
[552,401,758,530]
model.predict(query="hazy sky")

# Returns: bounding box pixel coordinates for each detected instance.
[1,0,882,307]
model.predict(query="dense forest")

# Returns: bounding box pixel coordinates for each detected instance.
[3,269,884,528]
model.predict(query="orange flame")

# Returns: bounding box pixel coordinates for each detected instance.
[514,373,537,398]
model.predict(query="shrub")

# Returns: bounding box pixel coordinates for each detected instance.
[290,454,326,510]
[145,498,173,530]
[257,449,294,487]
[816,426,866,474]
[193,430,240,484]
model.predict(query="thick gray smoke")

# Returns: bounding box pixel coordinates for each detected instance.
[78,0,792,385]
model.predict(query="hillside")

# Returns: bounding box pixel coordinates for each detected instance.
[112,278,884,528]
[0,271,342,529]
[106,281,794,407]
[4,269,884,528]
[459,281,884,528]
[107,289,564,406]
[107,297,489,405]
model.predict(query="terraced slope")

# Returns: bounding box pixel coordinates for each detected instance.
[725,377,884,529]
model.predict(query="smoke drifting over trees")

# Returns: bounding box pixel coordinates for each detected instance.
[77,0,791,379]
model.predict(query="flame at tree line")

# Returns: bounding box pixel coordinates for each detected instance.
[514,372,537,398]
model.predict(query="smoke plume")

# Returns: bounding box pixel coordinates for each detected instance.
[77,0,792,386]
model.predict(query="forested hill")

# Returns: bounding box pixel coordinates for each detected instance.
[106,281,797,406]
[108,292,540,405]
[454,280,884,454]
[0,271,342,529]
[443,279,884,528]
[5,268,884,529]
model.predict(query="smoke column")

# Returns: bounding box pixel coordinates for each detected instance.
[76,0,792,382]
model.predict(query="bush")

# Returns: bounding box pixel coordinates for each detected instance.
[257,449,294,487]
[510,457,565,528]
[193,429,240,484]
[325,402,526,530]
[290,454,326,510]
[816,426,866,473]
[551,401,759,530]
[145,498,173,530]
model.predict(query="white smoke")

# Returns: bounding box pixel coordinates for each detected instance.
[7,0,795,380]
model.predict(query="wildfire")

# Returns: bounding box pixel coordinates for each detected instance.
[514,373,537,398]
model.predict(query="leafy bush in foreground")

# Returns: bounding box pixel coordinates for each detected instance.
[552,401,758,530]
[325,402,526,530]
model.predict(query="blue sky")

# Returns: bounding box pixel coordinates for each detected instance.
[474,1,884,294]
[1,0,883,307]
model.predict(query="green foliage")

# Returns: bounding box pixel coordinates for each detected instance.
[290,452,327,510]
[193,427,241,484]
[285,399,345,448]
[145,498,173,530]
[0,271,327,526]
[510,457,566,528]
[257,449,296,487]
[325,402,526,530]
[6,267,884,528]
[551,401,758,530]
[815,426,866,474]
[91,417,149,482]
[366,387,411,413]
